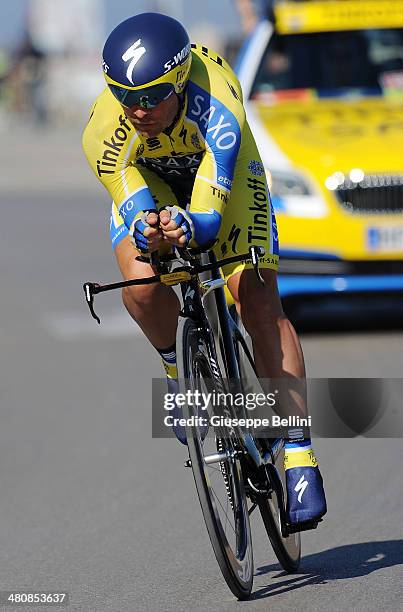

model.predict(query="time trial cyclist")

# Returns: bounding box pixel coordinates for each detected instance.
[82,12,327,528]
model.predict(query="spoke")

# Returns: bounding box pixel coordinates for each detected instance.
[211,487,236,536]
[225,489,229,535]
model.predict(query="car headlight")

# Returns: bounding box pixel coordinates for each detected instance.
[266,169,327,218]
[268,170,311,196]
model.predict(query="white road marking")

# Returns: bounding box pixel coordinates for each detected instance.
[43,310,142,340]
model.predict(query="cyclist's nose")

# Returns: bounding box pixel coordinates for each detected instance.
[132,108,151,119]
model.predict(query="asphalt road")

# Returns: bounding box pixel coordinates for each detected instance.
[0,124,402,611]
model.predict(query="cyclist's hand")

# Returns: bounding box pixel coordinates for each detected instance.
[159,206,194,247]
[143,212,163,252]
[130,210,163,253]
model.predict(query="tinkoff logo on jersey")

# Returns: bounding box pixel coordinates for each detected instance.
[247,177,268,243]
[97,114,133,177]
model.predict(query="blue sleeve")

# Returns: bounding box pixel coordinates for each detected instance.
[117,186,157,229]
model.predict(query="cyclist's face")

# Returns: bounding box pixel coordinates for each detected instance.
[123,94,179,138]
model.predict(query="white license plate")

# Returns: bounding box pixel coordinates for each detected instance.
[367,226,403,252]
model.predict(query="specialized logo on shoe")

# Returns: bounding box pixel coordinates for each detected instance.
[294,475,308,503]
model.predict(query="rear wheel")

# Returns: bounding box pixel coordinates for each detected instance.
[257,459,301,571]
[230,308,301,571]
[177,316,254,599]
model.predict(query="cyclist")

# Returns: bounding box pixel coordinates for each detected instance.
[82,12,326,528]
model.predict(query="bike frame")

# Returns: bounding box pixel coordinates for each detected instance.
[83,245,290,534]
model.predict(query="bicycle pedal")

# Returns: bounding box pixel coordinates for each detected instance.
[184,459,192,468]
[285,518,323,535]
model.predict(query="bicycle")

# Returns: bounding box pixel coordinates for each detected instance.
[83,244,317,599]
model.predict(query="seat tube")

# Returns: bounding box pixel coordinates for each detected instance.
[209,252,240,380]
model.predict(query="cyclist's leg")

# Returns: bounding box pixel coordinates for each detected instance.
[214,126,326,524]
[110,167,187,443]
[110,166,181,349]
[114,235,180,347]
[213,123,302,396]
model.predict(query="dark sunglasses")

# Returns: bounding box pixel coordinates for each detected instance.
[109,83,175,109]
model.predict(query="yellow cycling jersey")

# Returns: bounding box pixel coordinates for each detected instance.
[82,44,249,246]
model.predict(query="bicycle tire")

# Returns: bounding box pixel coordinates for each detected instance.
[257,462,301,572]
[177,316,254,599]
[230,309,301,572]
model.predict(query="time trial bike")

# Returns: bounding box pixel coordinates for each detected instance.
[83,244,310,600]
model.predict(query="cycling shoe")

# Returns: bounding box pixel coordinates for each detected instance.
[285,465,327,525]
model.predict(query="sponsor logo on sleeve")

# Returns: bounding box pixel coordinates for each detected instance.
[96,114,133,177]
[218,175,233,188]
[210,186,229,205]
[190,91,239,151]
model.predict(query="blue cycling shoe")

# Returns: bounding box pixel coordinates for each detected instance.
[284,443,327,526]
[285,464,327,525]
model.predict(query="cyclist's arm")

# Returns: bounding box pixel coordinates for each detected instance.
[82,92,156,229]
[186,84,245,246]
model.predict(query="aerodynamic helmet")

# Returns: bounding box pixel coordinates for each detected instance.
[102,13,192,109]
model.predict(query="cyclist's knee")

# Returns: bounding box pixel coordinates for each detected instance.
[229,269,285,332]
[122,283,159,314]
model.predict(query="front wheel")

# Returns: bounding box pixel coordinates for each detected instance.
[177,316,254,599]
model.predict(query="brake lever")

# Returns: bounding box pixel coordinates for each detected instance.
[249,245,265,286]
[83,282,101,324]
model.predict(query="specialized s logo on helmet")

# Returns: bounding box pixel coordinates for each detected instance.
[122,39,147,85]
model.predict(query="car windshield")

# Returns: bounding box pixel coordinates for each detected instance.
[251,28,403,97]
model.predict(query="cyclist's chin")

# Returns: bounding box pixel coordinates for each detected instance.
[136,124,162,138]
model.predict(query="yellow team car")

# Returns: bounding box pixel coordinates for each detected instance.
[236,0,403,313]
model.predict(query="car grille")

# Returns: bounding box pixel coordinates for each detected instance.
[334,174,403,214]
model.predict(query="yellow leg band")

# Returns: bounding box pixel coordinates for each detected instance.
[163,361,178,380]
[284,449,318,470]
